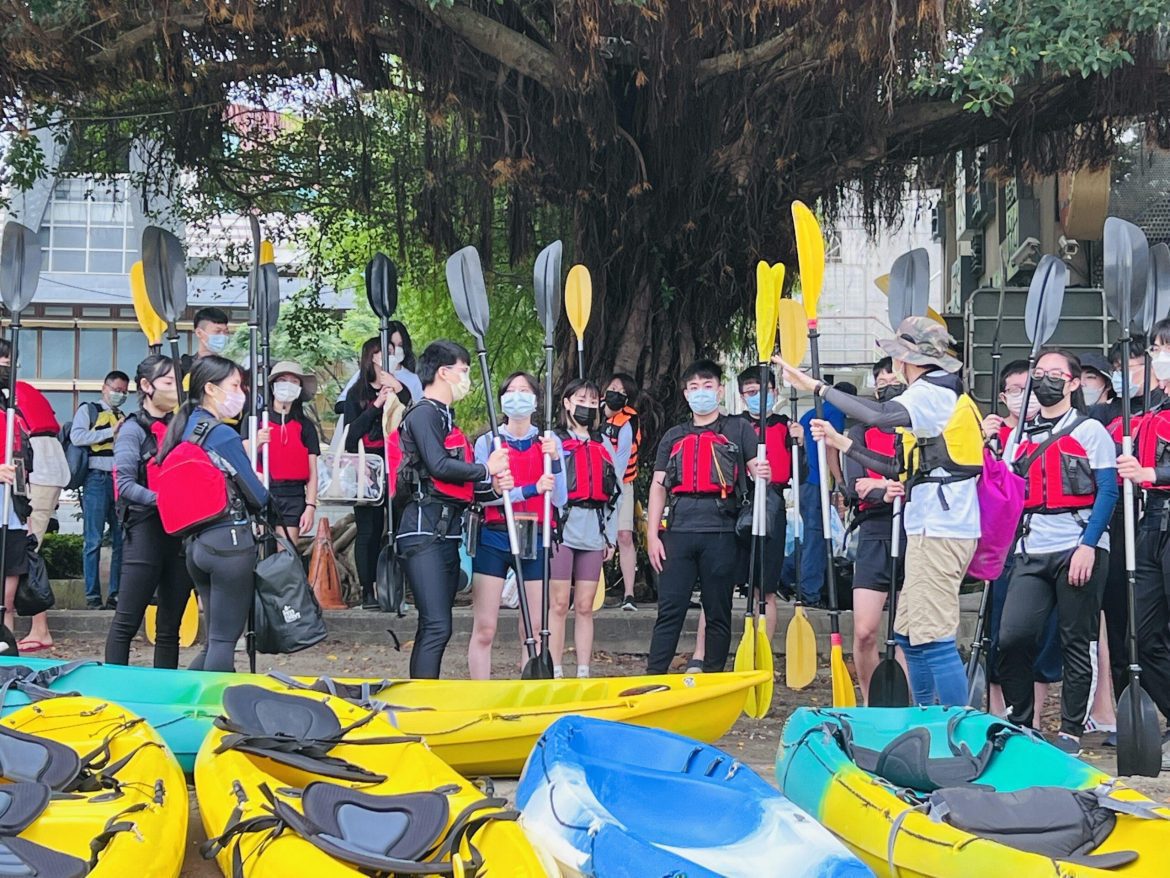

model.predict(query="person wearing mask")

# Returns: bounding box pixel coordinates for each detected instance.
[156,355,269,672]
[0,340,67,652]
[601,374,639,610]
[71,370,129,610]
[549,379,620,678]
[105,356,192,668]
[335,322,423,412]
[261,362,320,543]
[1079,352,1116,417]
[1116,317,1170,768]
[996,351,1117,754]
[343,336,413,608]
[467,372,566,679]
[645,360,769,675]
[841,358,907,702]
[782,317,980,707]
[396,341,511,679]
[180,307,232,372]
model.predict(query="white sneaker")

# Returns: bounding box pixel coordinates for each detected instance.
[621,597,637,612]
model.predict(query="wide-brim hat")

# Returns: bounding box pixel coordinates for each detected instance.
[877,315,962,373]
[268,360,318,401]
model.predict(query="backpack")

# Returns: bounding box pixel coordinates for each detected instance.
[153,421,235,537]
[59,402,98,491]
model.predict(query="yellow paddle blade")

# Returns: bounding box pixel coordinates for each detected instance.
[748,617,775,718]
[144,604,157,644]
[592,568,606,611]
[777,299,809,366]
[791,201,825,320]
[259,240,276,265]
[180,592,199,647]
[130,261,166,345]
[565,264,593,340]
[734,618,757,716]
[875,274,947,326]
[785,606,817,689]
[830,636,857,707]
[770,262,786,302]
[755,261,778,362]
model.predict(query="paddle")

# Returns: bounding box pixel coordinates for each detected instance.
[792,200,856,708]
[566,265,592,379]
[130,262,166,353]
[533,240,563,680]
[246,217,263,477]
[446,245,544,674]
[367,252,400,616]
[140,226,189,405]
[1141,243,1170,413]
[867,249,927,708]
[874,271,946,325]
[258,257,280,488]
[0,222,42,653]
[778,297,815,689]
[1104,217,1161,778]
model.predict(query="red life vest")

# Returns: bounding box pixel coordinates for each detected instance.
[1136,408,1170,491]
[1107,414,1143,446]
[388,403,476,505]
[483,434,546,524]
[0,410,23,455]
[665,420,741,498]
[558,430,619,507]
[603,407,640,483]
[756,415,793,487]
[857,427,899,511]
[267,417,311,482]
[14,382,58,437]
[1014,415,1095,513]
[154,421,235,536]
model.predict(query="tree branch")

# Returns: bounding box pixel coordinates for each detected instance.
[88,13,206,67]
[696,27,801,82]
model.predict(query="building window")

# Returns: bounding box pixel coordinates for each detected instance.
[39,177,135,276]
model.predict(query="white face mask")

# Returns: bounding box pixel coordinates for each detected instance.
[273,381,301,403]
[447,368,471,402]
[1152,352,1170,381]
[1081,385,1103,407]
[388,346,405,370]
[1004,390,1040,421]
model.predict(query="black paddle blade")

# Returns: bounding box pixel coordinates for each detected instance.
[261,263,280,334]
[446,246,490,343]
[1024,254,1068,349]
[0,222,42,314]
[247,215,262,314]
[1104,217,1150,332]
[868,660,910,708]
[522,650,555,680]
[365,253,399,320]
[886,247,929,326]
[140,226,188,323]
[1117,681,1162,777]
[1144,242,1170,335]
[533,240,563,343]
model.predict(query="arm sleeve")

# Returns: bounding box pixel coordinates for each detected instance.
[1155,465,1170,485]
[844,441,901,478]
[1081,469,1119,548]
[113,422,156,508]
[611,423,632,480]
[822,386,912,430]
[408,409,488,484]
[343,395,380,452]
[302,421,321,456]
[474,433,504,507]
[70,404,114,447]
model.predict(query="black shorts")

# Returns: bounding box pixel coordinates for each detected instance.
[2,528,29,578]
[269,480,307,528]
[852,536,903,592]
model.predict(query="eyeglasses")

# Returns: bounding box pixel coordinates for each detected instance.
[1002,388,1026,399]
[1032,369,1071,381]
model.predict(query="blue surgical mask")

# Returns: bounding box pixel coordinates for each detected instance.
[501,390,537,419]
[1110,370,1142,398]
[207,334,229,354]
[743,392,773,416]
[686,388,720,416]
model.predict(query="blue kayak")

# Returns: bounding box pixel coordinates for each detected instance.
[516,715,873,878]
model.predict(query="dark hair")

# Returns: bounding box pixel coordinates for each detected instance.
[1152,318,1170,347]
[1000,359,1030,391]
[135,355,175,404]
[681,359,722,386]
[418,340,471,387]
[194,307,230,330]
[872,357,894,379]
[498,371,542,424]
[736,366,776,391]
[104,370,130,385]
[607,372,639,403]
[386,320,417,372]
[157,355,243,461]
[560,378,600,429]
[1110,334,1147,365]
[356,337,382,406]
[835,382,858,396]
[1038,349,1086,411]
[0,339,9,359]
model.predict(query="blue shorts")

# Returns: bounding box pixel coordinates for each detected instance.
[471,527,545,581]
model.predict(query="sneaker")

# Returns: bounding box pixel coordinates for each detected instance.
[85,599,102,610]
[1103,731,1118,748]
[621,598,637,612]
[685,658,704,674]
[1083,716,1116,735]
[103,597,117,612]
[1052,733,1083,757]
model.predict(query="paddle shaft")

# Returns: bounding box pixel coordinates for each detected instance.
[539,342,554,661]
[1120,331,1141,672]
[248,321,259,473]
[258,284,272,489]
[168,324,185,407]
[754,362,769,618]
[0,318,19,635]
[808,324,842,631]
[379,319,393,546]
[789,385,803,600]
[883,496,902,661]
[965,575,993,685]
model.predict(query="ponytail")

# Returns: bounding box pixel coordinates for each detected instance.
[157,400,197,462]
[156,355,242,462]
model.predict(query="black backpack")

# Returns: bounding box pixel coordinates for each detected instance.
[59,402,98,491]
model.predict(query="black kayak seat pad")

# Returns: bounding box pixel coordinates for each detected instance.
[0,836,88,878]
[0,726,81,791]
[0,783,51,835]
[222,685,344,741]
[294,784,450,862]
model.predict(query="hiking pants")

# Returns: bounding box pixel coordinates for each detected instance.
[1133,503,1170,721]
[997,547,1107,736]
[105,513,193,669]
[399,535,461,679]
[647,530,737,674]
[354,502,386,604]
[186,524,257,673]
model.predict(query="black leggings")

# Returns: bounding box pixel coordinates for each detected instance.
[399,535,461,679]
[105,514,193,669]
[1134,515,1170,721]
[354,502,386,604]
[186,524,257,672]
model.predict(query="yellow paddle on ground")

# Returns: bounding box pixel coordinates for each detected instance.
[792,200,856,708]
[566,264,592,378]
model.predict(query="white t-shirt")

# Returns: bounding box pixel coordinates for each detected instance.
[894,373,982,540]
[1013,410,1116,556]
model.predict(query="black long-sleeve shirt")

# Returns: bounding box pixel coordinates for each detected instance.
[342,383,412,452]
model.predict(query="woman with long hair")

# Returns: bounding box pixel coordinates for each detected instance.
[263,361,320,543]
[157,355,269,672]
[601,372,641,610]
[106,355,193,668]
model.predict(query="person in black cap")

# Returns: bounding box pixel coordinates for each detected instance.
[1080,351,1116,426]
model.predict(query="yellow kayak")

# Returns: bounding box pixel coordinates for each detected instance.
[197,684,557,876]
[0,696,187,877]
[278,670,771,776]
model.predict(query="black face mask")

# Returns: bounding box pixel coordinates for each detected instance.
[571,405,598,427]
[605,390,627,411]
[876,385,905,403]
[1033,375,1067,407]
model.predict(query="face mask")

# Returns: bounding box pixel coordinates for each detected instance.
[1081,385,1103,407]
[1152,353,1170,381]
[217,389,246,419]
[501,391,537,419]
[388,346,405,370]
[206,334,229,354]
[107,391,127,408]
[604,390,627,411]
[1111,370,1142,397]
[571,404,598,427]
[149,385,178,410]
[893,362,909,386]
[1032,376,1067,408]
[876,385,905,403]
[686,388,719,416]
[743,392,773,416]
[1005,391,1040,420]
[448,369,471,403]
[273,381,302,404]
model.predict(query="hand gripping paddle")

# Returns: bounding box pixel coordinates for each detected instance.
[446,246,547,676]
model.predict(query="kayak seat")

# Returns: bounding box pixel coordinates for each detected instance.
[0,783,51,834]
[927,786,1140,869]
[0,836,88,878]
[0,725,82,791]
[222,686,344,741]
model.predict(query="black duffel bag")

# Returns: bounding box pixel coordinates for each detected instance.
[15,534,54,617]
[253,535,327,654]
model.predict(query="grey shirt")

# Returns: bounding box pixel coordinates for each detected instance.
[113,415,161,509]
[70,401,122,472]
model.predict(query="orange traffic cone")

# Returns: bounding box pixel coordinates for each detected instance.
[308,517,347,610]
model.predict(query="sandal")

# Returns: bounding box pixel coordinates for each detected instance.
[16,639,52,654]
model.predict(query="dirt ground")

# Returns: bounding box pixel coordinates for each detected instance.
[24,635,1170,876]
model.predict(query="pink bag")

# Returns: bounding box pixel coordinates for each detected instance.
[967,448,1025,580]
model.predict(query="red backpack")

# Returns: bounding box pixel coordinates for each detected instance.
[154,421,235,536]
